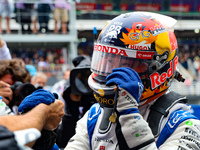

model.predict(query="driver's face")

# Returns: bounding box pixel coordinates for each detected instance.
[96,54,149,75]
[96,54,115,74]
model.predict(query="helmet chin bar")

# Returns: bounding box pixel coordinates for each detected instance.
[88,73,119,135]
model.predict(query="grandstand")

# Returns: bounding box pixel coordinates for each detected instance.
[1,0,200,103]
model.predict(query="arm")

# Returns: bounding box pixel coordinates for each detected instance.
[0,38,12,60]
[106,67,157,149]
[0,100,64,132]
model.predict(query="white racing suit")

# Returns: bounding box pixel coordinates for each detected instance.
[65,91,200,150]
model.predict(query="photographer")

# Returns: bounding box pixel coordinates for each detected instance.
[0,59,31,111]
[56,55,96,148]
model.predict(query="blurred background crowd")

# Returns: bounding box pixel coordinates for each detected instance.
[1,0,200,101]
[1,1,200,149]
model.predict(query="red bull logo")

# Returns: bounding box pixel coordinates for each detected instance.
[150,56,178,89]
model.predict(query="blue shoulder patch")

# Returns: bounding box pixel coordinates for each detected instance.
[156,110,198,148]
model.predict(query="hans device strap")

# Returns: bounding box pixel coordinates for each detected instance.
[147,91,187,137]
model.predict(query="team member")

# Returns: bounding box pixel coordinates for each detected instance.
[65,12,200,150]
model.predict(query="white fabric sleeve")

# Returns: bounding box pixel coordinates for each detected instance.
[117,113,157,150]
[0,99,14,116]
[64,111,90,150]
[159,119,200,150]
[0,41,12,60]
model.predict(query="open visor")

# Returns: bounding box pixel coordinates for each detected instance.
[91,43,156,76]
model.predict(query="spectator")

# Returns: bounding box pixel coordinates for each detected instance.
[31,3,38,34]
[58,55,65,64]
[193,56,200,78]
[35,0,54,34]
[51,69,70,102]
[0,37,12,60]
[180,52,197,80]
[0,0,14,34]
[15,0,32,34]
[31,71,48,88]
[46,50,54,63]
[53,0,69,34]
[38,56,50,68]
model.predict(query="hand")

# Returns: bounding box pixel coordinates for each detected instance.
[18,89,56,113]
[44,100,65,130]
[0,81,13,105]
[106,67,144,113]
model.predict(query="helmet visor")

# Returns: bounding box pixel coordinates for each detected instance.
[91,43,155,76]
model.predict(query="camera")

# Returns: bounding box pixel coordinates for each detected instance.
[67,55,93,96]
[9,81,40,108]
[70,67,93,95]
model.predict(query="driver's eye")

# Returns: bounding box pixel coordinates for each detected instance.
[122,63,128,66]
